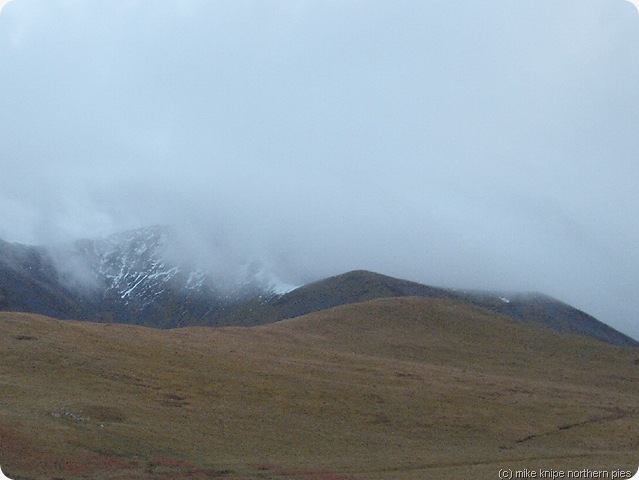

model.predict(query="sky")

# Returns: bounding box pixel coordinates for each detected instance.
[0,0,638,340]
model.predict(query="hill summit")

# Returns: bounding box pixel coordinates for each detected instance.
[0,226,636,347]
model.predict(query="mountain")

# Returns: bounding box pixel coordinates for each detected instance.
[0,227,637,347]
[0,238,89,320]
[229,270,639,347]
[50,225,268,327]
[1,300,637,479]
[456,289,639,348]
[0,226,292,328]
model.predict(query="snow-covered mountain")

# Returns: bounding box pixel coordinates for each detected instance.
[76,225,299,325]
[0,225,297,327]
[65,226,220,303]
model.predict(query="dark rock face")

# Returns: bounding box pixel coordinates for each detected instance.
[0,239,88,320]
[0,227,281,327]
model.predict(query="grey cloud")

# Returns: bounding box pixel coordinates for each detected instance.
[1,0,638,339]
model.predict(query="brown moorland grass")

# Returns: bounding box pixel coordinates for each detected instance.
[0,297,637,479]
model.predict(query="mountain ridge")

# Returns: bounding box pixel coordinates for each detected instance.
[235,269,638,347]
[0,226,636,347]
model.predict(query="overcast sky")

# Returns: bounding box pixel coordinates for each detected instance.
[1,0,638,340]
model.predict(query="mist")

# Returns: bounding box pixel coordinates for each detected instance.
[1,0,638,339]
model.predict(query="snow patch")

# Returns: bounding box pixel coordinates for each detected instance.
[59,225,297,307]
[186,270,206,290]
[268,278,299,295]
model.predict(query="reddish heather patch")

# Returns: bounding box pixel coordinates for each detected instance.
[184,469,236,479]
[0,422,60,477]
[291,474,360,480]
[145,457,239,479]
[249,463,360,480]
[86,454,139,470]
[250,462,279,471]
[0,420,144,479]
[151,455,198,469]
[142,468,240,479]
[60,459,91,475]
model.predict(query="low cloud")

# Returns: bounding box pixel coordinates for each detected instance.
[1,0,638,339]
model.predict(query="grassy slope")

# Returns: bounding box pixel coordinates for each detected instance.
[0,297,637,480]
[223,270,638,347]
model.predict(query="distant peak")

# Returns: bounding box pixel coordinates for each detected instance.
[330,270,393,281]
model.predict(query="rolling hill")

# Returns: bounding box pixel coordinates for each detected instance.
[229,270,638,347]
[0,298,638,479]
[1,228,636,347]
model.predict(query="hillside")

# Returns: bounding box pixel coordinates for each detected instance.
[232,270,639,347]
[457,290,638,348]
[1,229,637,346]
[1,298,637,480]
[0,227,290,328]
[0,239,89,320]
[237,269,456,321]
